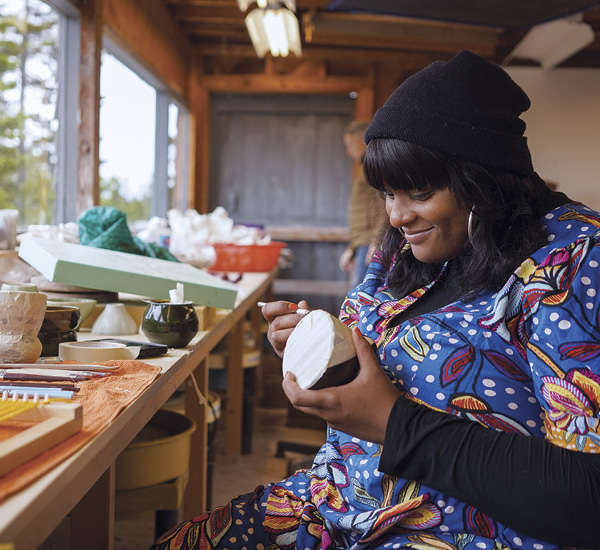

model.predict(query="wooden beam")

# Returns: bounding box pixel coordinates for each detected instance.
[165,0,239,6]
[170,5,244,18]
[304,12,499,56]
[197,84,211,214]
[309,35,496,57]
[354,84,374,120]
[201,72,369,93]
[194,42,448,65]
[189,51,211,213]
[183,24,248,36]
[303,12,499,58]
[104,0,192,98]
[177,15,245,25]
[297,0,331,8]
[165,0,330,6]
[273,278,350,297]
[78,0,103,214]
[265,225,350,242]
[311,12,501,39]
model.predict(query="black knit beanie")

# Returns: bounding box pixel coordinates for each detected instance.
[364,50,534,177]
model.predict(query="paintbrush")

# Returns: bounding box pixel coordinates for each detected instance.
[0,362,118,371]
[0,370,88,382]
[0,366,108,378]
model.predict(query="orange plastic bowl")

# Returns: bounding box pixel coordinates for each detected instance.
[210,241,287,272]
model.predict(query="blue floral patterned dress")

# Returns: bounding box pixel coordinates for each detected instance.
[151,201,600,550]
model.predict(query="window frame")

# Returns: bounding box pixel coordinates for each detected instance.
[168,97,191,214]
[3,0,80,225]
[51,0,80,223]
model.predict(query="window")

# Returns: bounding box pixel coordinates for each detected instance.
[0,0,77,226]
[1,3,190,230]
[100,39,190,224]
[99,51,156,222]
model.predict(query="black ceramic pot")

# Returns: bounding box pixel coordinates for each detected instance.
[38,329,78,357]
[141,300,199,348]
[38,305,81,357]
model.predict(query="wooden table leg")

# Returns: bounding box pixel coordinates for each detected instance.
[183,358,208,519]
[70,464,115,550]
[225,321,244,457]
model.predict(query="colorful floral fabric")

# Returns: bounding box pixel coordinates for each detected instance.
[151,202,600,550]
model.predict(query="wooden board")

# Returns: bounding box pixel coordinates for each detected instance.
[18,237,238,309]
[0,403,83,478]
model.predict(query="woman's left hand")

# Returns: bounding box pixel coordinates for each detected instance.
[282,327,400,444]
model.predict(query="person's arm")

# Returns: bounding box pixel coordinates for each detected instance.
[380,394,600,548]
[339,246,355,272]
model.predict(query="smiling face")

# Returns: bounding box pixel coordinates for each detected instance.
[384,186,470,264]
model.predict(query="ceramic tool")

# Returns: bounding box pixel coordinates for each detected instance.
[257,301,310,315]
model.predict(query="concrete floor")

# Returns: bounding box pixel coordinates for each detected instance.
[39,405,325,549]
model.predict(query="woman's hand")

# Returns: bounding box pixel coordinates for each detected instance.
[261,300,310,358]
[282,327,400,443]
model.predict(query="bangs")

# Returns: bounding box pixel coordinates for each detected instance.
[363,139,453,193]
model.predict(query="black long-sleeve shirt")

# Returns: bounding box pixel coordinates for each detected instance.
[380,396,600,548]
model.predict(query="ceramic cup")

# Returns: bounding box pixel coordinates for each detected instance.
[1,282,38,292]
[141,300,199,348]
[0,290,47,362]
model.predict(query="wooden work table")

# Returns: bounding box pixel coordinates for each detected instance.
[0,269,277,550]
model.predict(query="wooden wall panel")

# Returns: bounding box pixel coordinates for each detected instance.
[194,73,372,213]
[209,94,354,225]
[103,0,192,98]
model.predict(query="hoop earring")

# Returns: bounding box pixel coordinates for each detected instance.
[468,208,475,247]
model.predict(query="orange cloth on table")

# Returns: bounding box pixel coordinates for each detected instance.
[0,359,161,503]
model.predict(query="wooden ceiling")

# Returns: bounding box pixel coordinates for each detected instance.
[160,0,600,68]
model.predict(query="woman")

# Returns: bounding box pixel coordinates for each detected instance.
[151,51,600,550]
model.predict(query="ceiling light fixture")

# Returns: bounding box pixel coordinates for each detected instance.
[504,16,594,70]
[244,5,302,58]
[237,0,268,11]
[236,0,296,12]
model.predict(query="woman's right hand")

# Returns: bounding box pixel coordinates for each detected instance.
[261,300,310,358]
[281,327,400,443]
